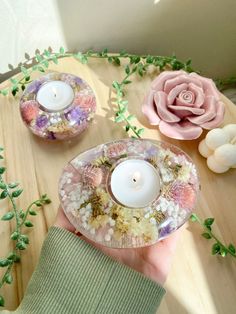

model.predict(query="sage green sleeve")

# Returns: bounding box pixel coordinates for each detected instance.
[2,227,165,314]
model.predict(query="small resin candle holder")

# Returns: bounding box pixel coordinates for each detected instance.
[59,139,200,248]
[19,72,96,140]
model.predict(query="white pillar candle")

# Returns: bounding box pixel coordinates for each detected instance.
[110,159,161,208]
[36,81,74,111]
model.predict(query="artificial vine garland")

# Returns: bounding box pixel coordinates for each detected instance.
[0,48,235,307]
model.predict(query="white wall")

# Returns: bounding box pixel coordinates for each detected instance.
[1,0,236,81]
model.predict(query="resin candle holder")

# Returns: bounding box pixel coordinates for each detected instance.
[19,72,96,140]
[59,139,200,248]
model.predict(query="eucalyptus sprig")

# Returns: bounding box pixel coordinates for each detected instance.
[190,213,236,258]
[0,147,51,307]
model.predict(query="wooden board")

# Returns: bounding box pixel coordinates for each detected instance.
[0,57,236,313]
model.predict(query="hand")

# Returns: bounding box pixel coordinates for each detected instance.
[54,206,182,285]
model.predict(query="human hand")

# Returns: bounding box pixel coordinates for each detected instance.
[54,206,182,285]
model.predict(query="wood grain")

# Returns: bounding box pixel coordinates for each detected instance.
[0,57,235,313]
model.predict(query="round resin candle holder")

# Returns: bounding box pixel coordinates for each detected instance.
[59,139,200,248]
[19,72,96,140]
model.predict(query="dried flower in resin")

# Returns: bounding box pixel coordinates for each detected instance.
[21,100,39,123]
[81,165,103,188]
[168,181,196,209]
[105,142,127,159]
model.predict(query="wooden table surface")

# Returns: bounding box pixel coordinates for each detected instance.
[0,57,236,314]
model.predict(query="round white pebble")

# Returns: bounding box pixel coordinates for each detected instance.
[207,155,229,173]
[198,140,214,158]
[214,144,236,167]
[109,219,116,226]
[205,129,230,150]
[223,124,236,140]
[104,234,111,241]
[108,228,114,235]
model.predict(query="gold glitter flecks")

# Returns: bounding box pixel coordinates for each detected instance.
[92,156,112,168]
[152,210,166,224]
[147,156,158,169]
[48,121,73,135]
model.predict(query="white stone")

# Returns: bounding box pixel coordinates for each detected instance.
[205,128,230,150]
[198,140,214,158]
[104,234,111,241]
[108,228,114,235]
[214,144,236,167]
[150,217,156,224]
[207,155,229,173]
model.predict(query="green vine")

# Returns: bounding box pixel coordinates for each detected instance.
[0,147,51,307]
[190,214,236,258]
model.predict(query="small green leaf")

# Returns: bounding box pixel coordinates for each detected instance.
[42,60,49,68]
[0,89,8,96]
[21,85,25,91]
[201,232,212,239]
[212,243,221,255]
[35,53,43,62]
[137,128,145,135]
[204,218,214,227]
[125,65,130,75]
[123,80,132,85]
[0,190,8,199]
[127,115,135,121]
[0,182,6,189]
[29,210,37,216]
[16,241,27,250]
[108,56,113,63]
[228,243,236,254]
[0,259,11,267]
[10,231,19,240]
[12,189,23,198]
[113,57,120,65]
[146,56,154,64]
[59,47,65,54]
[24,221,33,227]
[125,125,130,132]
[190,214,198,222]
[43,49,51,57]
[102,48,108,56]
[120,100,128,105]
[25,76,31,82]
[20,66,28,75]
[112,81,120,90]
[115,115,125,123]
[1,212,14,221]
[0,155,3,159]
[8,182,19,189]
[134,56,140,64]
[37,66,45,72]
[0,295,5,307]
[0,167,6,174]
[10,78,17,84]
[220,247,227,257]
[5,273,13,284]
[35,200,42,207]
[20,235,29,244]
[7,253,20,263]
[19,210,25,219]
[51,55,58,64]
[119,49,128,57]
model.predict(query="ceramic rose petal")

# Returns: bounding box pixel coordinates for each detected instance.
[142,70,225,140]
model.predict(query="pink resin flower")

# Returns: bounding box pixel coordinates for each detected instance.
[73,93,96,113]
[21,100,39,124]
[142,70,225,140]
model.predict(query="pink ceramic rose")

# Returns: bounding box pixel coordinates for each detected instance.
[142,70,225,140]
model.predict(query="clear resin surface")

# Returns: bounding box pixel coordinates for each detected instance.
[59,139,200,248]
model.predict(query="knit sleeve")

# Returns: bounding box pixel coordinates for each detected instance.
[2,227,165,314]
